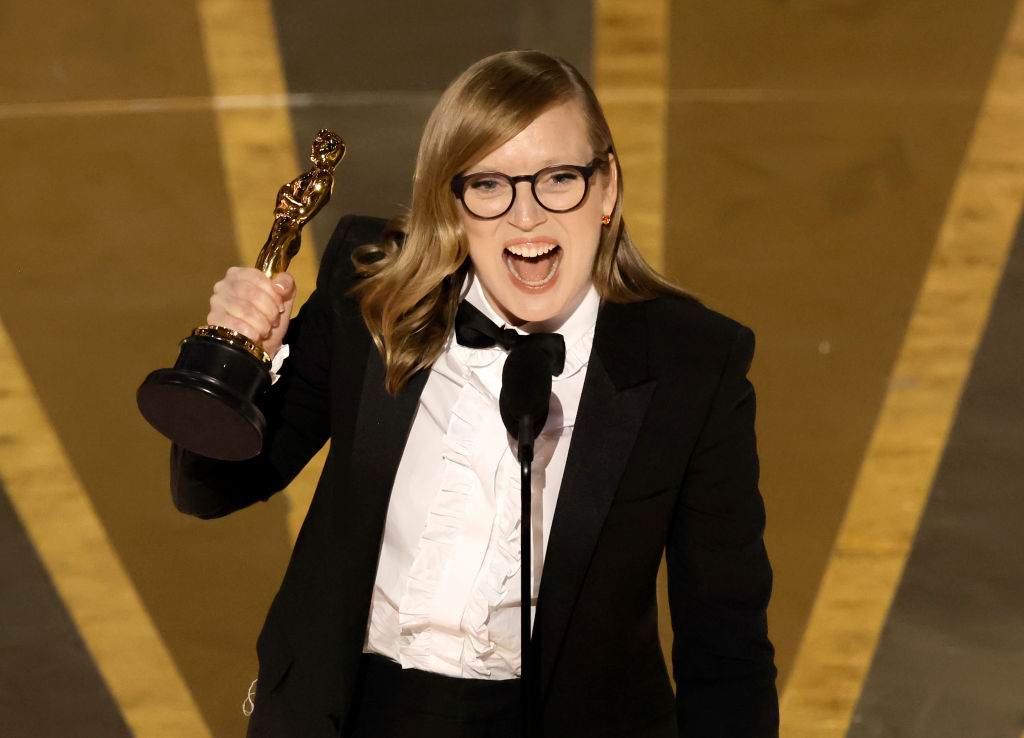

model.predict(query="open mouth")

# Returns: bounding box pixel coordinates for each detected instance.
[503,243,562,288]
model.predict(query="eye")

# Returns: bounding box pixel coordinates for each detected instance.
[465,174,510,197]
[537,167,581,190]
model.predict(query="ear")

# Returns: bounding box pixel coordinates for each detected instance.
[601,151,619,216]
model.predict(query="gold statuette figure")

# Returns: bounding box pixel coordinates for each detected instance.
[256,129,346,277]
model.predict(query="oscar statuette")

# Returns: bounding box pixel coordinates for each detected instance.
[137,130,346,460]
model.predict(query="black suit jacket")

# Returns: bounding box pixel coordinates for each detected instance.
[172,215,778,737]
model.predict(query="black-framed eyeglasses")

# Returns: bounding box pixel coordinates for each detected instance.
[450,158,605,220]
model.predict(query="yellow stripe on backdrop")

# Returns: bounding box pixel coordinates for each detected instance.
[0,319,212,737]
[780,1,1024,735]
[197,0,328,543]
[594,0,669,273]
[594,0,673,677]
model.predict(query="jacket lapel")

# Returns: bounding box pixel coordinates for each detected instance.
[335,349,427,645]
[346,349,428,532]
[313,345,428,718]
[534,300,656,695]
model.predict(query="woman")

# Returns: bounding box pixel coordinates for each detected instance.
[175,50,778,737]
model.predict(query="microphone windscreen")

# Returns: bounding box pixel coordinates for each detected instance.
[499,343,553,443]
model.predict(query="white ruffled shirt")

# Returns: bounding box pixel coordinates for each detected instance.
[363,276,599,679]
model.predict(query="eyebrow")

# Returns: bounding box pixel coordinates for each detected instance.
[463,158,592,176]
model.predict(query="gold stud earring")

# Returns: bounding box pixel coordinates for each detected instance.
[601,215,611,225]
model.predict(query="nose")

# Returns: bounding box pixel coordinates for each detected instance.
[506,181,547,230]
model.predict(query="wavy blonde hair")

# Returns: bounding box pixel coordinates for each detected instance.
[351,50,686,393]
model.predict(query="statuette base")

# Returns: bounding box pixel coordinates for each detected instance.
[137,334,269,460]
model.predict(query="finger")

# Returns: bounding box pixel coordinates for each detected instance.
[207,293,275,339]
[263,307,292,355]
[225,300,275,339]
[214,279,283,324]
[272,277,297,325]
[216,267,287,312]
[205,305,272,341]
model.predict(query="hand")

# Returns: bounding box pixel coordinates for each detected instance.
[207,267,296,357]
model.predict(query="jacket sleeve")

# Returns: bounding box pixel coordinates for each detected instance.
[170,215,362,519]
[666,324,779,736]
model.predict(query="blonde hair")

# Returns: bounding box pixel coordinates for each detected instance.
[351,50,686,393]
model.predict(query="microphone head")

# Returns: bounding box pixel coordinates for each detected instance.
[499,342,554,443]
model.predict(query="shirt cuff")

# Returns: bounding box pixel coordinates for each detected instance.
[269,344,289,385]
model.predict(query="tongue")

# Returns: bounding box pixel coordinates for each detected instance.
[508,249,558,284]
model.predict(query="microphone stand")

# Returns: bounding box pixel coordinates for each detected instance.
[518,418,537,738]
[498,337,558,738]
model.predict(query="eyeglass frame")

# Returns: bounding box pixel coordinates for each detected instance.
[449,157,607,220]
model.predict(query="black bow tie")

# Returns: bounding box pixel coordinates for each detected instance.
[454,300,566,376]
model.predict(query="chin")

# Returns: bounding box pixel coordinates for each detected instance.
[502,287,580,327]
[508,304,559,325]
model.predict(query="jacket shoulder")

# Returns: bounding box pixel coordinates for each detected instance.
[646,293,752,343]
[316,214,393,291]
[641,294,754,376]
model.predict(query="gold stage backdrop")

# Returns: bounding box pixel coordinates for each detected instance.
[2,1,1024,736]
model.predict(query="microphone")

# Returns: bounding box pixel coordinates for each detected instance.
[499,340,556,451]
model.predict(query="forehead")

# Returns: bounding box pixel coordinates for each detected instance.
[470,101,593,173]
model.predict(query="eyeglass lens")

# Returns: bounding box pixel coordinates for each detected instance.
[460,165,589,219]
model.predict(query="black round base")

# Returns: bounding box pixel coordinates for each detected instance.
[137,335,270,461]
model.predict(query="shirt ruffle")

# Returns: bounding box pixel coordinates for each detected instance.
[395,348,519,677]
[460,456,523,677]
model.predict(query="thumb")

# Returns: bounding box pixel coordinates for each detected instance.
[271,273,297,316]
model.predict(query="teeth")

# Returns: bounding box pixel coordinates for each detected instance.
[505,242,557,258]
[506,250,561,287]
